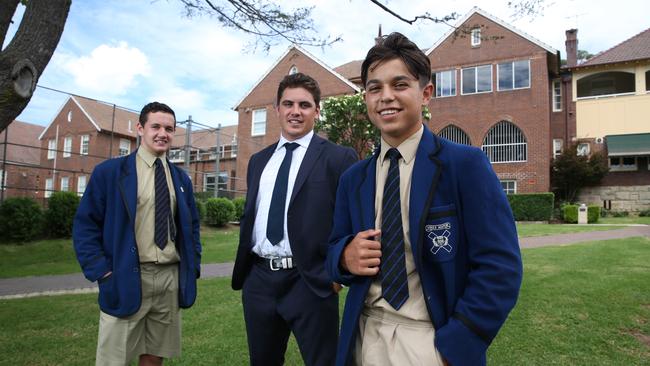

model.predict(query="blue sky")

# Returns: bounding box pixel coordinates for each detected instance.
[5,0,649,128]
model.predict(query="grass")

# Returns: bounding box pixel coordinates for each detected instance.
[1,237,649,365]
[516,222,624,237]
[599,216,650,225]
[0,225,239,279]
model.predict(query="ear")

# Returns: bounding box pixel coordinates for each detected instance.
[136,122,144,137]
[421,82,433,105]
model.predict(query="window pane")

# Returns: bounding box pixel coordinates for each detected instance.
[514,60,530,88]
[462,68,476,94]
[477,65,492,92]
[577,71,635,97]
[498,63,513,90]
[435,72,442,97]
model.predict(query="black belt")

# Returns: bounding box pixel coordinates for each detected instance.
[253,255,296,271]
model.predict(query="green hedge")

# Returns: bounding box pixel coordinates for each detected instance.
[195,200,207,222]
[0,197,43,243]
[45,191,80,238]
[506,193,554,221]
[205,197,235,227]
[587,205,600,223]
[562,205,578,223]
[232,197,245,221]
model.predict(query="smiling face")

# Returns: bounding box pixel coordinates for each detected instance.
[364,58,433,147]
[276,87,320,141]
[137,111,175,156]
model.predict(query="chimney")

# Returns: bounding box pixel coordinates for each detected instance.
[375,24,383,45]
[565,29,578,67]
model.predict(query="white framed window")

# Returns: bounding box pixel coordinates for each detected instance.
[119,138,131,156]
[289,65,298,75]
[48,139,57,160]
[169,149,184,162]
[80,135,90,155]
[497,60,530,91]
[45,178,53,198]
[252,108,266,136]
[609,156,637,171]
[61,177,69,192]
[500,180,517,194]
[0,169,6,190]
[435,70,457,97]
[577,143,590,156]
[553,139,563,159]
[552,80,562,111]
[471,28,481,46]
[438,125,472,145]
[128,120,133,132]
[67,110,72,122]
[482,121,527,163]
[63,136,72,158]
[204,173,216,193]
[461,65,492,94]
[77,175,87,196]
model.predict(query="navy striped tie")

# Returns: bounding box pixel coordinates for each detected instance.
[380,148,409,310]
[154,158,170,250]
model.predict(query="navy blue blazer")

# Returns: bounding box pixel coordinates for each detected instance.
[232,134,358,297]
[327,127,522,366]
[73,150,202,317]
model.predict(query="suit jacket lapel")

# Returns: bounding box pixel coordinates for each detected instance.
[119,151,138,224]
[408,127,442,256]
[359,152,378,231]
[289,135,324,205]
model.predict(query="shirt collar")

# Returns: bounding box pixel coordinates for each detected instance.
[276,130,314,152]
[379,125,423,167]
[137,146,166,168]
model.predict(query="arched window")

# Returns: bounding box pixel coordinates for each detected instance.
[577,71,635,98]
[289,65,298,75]
[437,125,471,145]
[482,121,527,163]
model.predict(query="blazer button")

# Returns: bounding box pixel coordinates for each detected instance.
[133,267,139,273]
[131,247,136,253]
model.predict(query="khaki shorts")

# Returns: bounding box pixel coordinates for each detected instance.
[96,263,180,366]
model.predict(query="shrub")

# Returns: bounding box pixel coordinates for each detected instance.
[195,200,207,222]
[205,197,235,227]
[232,197,246,221]
[194,191,213,202]
[612,211,629,217]
[562,204,578,224]
[506,193,554,221]
[0,197,43,243]
[639,209,650,217]
[587,205,600,223]
[45,191,81,237]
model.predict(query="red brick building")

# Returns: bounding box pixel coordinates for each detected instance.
[0,120,45,202]
[233,45,360,193]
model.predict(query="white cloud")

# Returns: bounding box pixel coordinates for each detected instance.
[61,41,150,95]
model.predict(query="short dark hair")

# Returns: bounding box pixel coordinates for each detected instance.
[139,102,176,126]
[276,72,321,106]
[361,32,431,88]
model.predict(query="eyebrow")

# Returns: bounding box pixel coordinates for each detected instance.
[366,75,414,86]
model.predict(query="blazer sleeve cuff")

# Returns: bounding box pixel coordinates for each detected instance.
[435,316,488,366]
[327,234,356,285]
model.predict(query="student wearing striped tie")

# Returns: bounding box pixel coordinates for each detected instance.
[73,102,201,366]
[326,33,522,366]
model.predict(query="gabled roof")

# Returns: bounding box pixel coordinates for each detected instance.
[0,120,45,165]
[233,44,360,110]
[334,60,363,82]
[576,28,650,68]
[425,6,557,56]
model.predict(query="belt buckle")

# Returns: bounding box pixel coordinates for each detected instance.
[269,258,281,271]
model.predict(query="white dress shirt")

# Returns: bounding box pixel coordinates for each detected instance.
[251,131,314,258]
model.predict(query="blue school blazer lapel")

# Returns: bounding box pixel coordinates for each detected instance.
[358,151,378,231]
[118,151,138,225]
[408,127,443,257]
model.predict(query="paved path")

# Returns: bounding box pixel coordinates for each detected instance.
[1,226,649,299]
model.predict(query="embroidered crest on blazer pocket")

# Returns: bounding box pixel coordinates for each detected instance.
[423,204,458,263]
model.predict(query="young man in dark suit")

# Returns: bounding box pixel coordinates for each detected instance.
[74,102,201,365]
[232,72,358,366]
[327,33,523,366]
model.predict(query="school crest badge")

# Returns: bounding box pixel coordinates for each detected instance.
[425,222,453,255]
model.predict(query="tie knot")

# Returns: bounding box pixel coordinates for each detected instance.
[154,158,163,167]
[385,148,401,162]
[284,142,299,152]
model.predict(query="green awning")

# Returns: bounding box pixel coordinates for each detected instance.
[606,133,650,156]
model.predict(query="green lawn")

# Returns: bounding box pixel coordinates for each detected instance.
[599,216,650,225]
[1,237,649,365]
[516,223,623,237]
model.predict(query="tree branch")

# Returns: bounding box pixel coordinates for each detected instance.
[0,0,21,48]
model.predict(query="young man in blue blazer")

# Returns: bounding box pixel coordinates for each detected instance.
[74,102,201,365]
[326,33,522,366]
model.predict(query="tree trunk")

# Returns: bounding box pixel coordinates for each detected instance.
[0,0,71,133]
